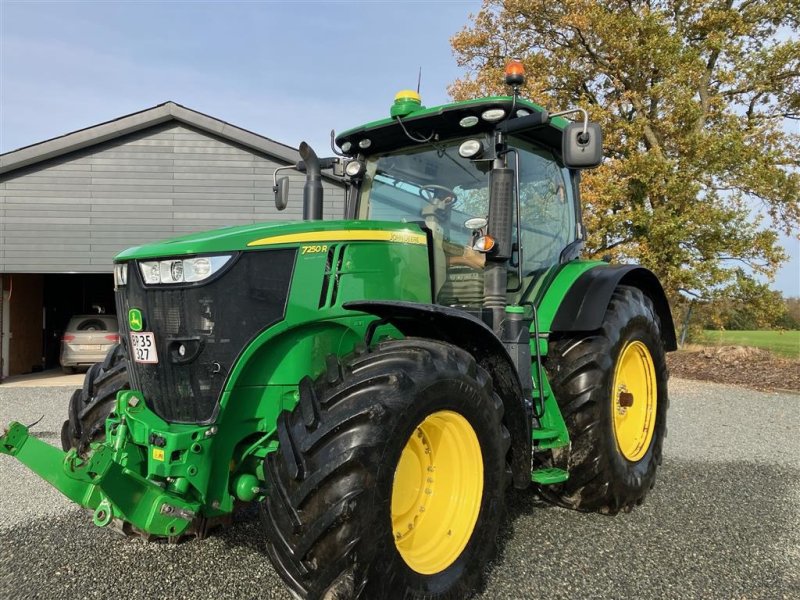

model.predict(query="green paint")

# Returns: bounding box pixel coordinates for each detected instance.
[532,369,570,451]
[390,93,424,118]
[128,308,143,332]
[525,261,608,455]
[114,219,427,262]
[535,261,606,336]
[530,468,569,484]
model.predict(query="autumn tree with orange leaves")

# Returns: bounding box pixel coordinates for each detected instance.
[451,0,799,321]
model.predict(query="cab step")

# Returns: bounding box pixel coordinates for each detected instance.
[531,427,561,441]
[530,467,569,485]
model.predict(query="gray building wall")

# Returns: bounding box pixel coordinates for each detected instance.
[0,122,345,273]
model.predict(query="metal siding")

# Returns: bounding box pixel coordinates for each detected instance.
[0,123,345,273]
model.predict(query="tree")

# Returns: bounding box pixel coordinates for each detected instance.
[785,296,800,326]
[451,0,799,308]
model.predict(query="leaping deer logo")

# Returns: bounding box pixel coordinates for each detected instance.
[128,309,143,332]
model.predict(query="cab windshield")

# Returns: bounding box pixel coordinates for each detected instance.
[357,139,490,247]
[357,138,577,306]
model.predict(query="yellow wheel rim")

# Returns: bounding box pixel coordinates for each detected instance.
[390,410,483,575]
[611,341,657,462]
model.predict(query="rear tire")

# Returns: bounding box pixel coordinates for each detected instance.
[61,343,129,454]
[260,338,510,599]
[539,285,669,514]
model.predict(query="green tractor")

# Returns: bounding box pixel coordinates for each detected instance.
[0,63,675,599]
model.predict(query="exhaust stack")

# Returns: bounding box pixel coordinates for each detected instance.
[299,142,323,220]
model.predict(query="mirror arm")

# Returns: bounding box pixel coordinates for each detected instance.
[272,165,295,189]
[549,107,589,136]
[330,129,346,157]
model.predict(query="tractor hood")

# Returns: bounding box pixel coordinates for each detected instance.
[115,220,428,261]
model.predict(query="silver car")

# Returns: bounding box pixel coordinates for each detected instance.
[60,315,119,373]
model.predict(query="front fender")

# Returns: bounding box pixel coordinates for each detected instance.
[225,319,365,391]
[343,300,533,490]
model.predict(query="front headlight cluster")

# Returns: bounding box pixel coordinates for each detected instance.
[113,263,128,289]
[139,255,233,285]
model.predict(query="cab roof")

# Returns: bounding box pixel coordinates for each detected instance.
[335,96,571,157]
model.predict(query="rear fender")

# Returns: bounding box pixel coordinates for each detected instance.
[546,265,677,350]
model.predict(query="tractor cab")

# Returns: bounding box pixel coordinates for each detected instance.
[328,61,602,329]
[349,121,581,307]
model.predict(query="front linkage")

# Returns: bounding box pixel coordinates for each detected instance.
[0,389,267,540]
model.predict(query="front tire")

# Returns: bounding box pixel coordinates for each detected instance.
[60,343,129,454]
[540,285,669,514]
[260,338,510,599]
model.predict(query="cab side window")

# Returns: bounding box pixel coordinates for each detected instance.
[514,141,578,276]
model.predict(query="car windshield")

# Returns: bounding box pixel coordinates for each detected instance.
[357,139,491,246]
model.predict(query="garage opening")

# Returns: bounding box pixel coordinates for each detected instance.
[43,274,116,370]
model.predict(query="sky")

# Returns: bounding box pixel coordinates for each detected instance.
[1,0,797,295]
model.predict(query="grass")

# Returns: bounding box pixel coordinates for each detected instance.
[698,330,800,359]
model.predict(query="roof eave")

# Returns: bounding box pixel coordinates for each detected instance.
[0,101,303,176]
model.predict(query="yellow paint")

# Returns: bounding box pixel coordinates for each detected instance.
[611,341,657,462]
[152,448,165,462]
[391,410,483,575]
[300,244,328,254]
[395,89,421,102]
[248,229,427,247]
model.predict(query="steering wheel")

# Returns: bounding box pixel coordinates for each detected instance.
[419,184,457,205]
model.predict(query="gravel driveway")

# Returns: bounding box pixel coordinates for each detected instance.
[1,378,798,599]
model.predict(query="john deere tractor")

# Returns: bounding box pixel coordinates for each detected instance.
[0,62,675,599]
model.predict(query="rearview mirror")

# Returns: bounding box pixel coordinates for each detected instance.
[465,217,488,231]
[274,177,289,211]
[563,122,603,168]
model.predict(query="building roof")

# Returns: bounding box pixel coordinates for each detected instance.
[0,101,303,175]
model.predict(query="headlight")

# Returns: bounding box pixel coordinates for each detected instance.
[458,139,484,159]
[481,108,506,122]
[139,255,233,285]
[113,263,128,288]
[345,160,366,177]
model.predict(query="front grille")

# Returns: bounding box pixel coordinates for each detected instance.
[117,249,296,424]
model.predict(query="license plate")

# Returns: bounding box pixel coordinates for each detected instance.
[130,332,158,364]
[78,345,100,351]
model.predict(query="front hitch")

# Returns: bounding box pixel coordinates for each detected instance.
[0,419,198,538]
